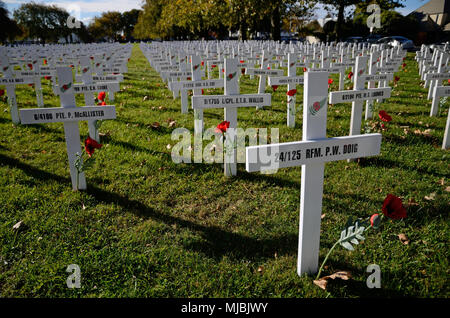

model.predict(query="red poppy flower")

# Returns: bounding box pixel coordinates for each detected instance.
[0,89,5,97]
[90,56,94,60]
[211,64,216,68]
[241,68,246,75]
[84,136,102,157]
[267,66,271,70]
[448,79,450,84]
[348,71,353,79]
[201,89,204,95]
[98,101,107,106]
[287,89,297,96]
[370,213,381,228]
[43,59,47,65]
[70,65,74,68]
[228,73,233,80]
[27,64,33,70]
[328,78,333,85]
[378,110,392,122]
[272,85,279,92]
[215,121,230,134]
[44,76,51,80]
[402,63,406,68]
[303,67,307,72]
[240,60,244,63]
[222,68,224,73]
[382,194,407,220]
[313,101,320,111]
[98,91,106,101]
[201,61,204,66]
[187,77,191,80]
[62,84,68,90]
[394,76,400,83]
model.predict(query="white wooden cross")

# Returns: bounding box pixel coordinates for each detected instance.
[192,58,271,176]
[19,67,116,191]
[0,47,37,124]
[329,55,391,155]
[168,68,224,115]
[246,71,382,275]
[268,53,304,128]
[51,61,119,143]
[425,52,449,117]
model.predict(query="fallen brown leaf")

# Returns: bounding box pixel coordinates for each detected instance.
[313,271,352,290]
[398,233,410,245]
[151,122,160,129]
[424,192,436,201]
[13,220,23,230]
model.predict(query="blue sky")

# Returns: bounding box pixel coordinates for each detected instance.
[3,0,428,25]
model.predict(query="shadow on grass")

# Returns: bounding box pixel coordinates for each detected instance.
[358,156,447,178]
[316,259,407,297]
[0,153,297,263]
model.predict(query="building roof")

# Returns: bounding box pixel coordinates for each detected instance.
[412,0,450,15]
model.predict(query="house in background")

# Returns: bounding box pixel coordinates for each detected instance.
[408,0,450,43]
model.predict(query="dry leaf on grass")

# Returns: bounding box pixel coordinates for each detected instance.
[313,271,352,290]
[151,122,160,129]
[257,266,264,274]
[13,220,23,230]
[424,193,436,201]
[398,233,410,245]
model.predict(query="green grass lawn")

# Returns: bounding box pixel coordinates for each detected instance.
[0,44,448,298]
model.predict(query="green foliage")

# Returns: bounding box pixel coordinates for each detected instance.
[0,1,22,43]
[13,2,71,44]
[339,218,366,251]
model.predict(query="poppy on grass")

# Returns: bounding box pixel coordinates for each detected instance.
[378,110,392,122]
[382,194,407,220]
[84,136,102,157]
[215,121,230,134]
[287,89,297,96]
[98,91,106,102]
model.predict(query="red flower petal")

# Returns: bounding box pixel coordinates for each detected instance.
[287,89,297,96]
[98,91,106,101]
[378,110,392,122]
[84,136,102,157]
[216,121,230,133]
[382,194,407,220]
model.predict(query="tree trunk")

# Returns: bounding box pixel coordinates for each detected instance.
[271,4,281,41]
[335,4,345,41]
[239,20,248,41]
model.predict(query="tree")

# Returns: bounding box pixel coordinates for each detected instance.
[0,1,22,43]
[13,2,70,44]
[89,11,123,41]
[122,9,141,41]
[320,0,404,40]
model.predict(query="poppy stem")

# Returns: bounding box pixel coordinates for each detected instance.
[315,240,340,281]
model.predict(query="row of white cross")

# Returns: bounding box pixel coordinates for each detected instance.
[0,44,132,190]
[416,43,450,149]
